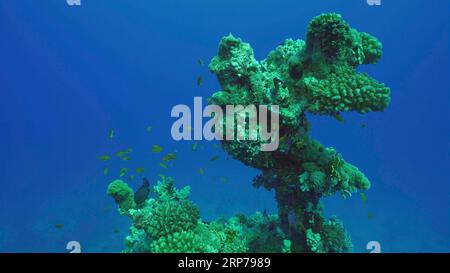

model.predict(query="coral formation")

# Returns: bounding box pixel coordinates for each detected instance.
[108,176,286,253]
[207,13,390,253]
[107,13,390,253]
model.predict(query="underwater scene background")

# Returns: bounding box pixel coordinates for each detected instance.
[0,0,449,252]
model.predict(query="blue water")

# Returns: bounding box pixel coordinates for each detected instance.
[0,0,449,252]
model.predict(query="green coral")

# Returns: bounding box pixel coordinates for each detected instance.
[106,180,136,214]
[108,176,287,253]
[208,13,390,253]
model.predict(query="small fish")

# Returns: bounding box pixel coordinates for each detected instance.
[119,168,129,177]
[162,153,177,162]
[55,224,64,229]
[113,229,120,234]
[116,148,132,157]
[128,175,134,181]
[199,167,204,176]
[359,192,367,203]
[360,123,367,128]
[210,155,220,162]
[103,168,109,176]
[299,223,307,234]
[197,76,203,87]
[108,129,114,139]
[192,142,198,151]
[122,156,131,161]
[219,176,228,183]
[368,212,374,220]
[136,167,145,174]
[197,59,204,66]
[134,178,150,205]
[98,155,111,161]
[334,114,345,123]
[102,205,112,213]
[152,145,163,153]
[159,162,168,169]
[146,126,153,133]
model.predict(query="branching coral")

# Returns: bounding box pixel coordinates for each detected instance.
[208,13,390,253]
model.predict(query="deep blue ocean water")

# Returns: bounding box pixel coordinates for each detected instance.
[0,0,448,252]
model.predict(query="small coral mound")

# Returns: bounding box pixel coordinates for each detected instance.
[107,176,287,253]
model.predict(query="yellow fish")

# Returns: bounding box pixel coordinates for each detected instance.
[98,155,111,161]
[119,168,129,177]
[219,176,228,183]
[334,114,345,123]
[103,168,109,176]
[136,167,145,174]
[199,167,204,176]
[159,162,168,169]
[146,126,153,133]
[162,153,177,162]
[108,129,114,139]
[210,155,220,162]
[192,142,198,151]
[116,148,132,157]
[197,76,203,87]
[152,145,163,153]
[360,192,367,203]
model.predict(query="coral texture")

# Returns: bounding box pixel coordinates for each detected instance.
[207,13,390,252]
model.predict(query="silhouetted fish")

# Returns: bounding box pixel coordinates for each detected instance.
[134,178,150,205]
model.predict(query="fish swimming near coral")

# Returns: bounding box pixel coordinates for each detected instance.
[134,178,151,205]
[192,142,198,151]
[219,176,228,183]
[55,223,64,229]
[162,153,177,162]
[136,167,145,174]
[197,76,203,87]
[119,168,129,177]
[116,148,132,158]
[334,113,345,123]
[359,192,367,203]
[152,145,163,153]
[108,129,114,139]
[98,155,111,161]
